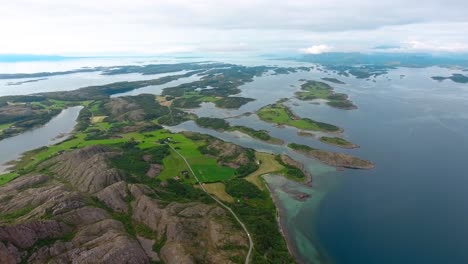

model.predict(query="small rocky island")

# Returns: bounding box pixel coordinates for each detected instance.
[288,143,374,169]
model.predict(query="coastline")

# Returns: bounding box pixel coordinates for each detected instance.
[264,174,304,264]
[263,173,333,264]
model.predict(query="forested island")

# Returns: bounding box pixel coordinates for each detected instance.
[257,100,341,132]
[296,80,356,109]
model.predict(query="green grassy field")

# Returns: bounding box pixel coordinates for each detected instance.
[157,132,236,183]
[0,172,18,186]
[257,103,340,132]
[296,81,332,100]
[11,129,236,184]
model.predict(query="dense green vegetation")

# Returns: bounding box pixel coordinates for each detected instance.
[195,117,230,130]
[0,97,84,140]
[230,125,284,145]
[214,97,255,109]
[110,144,170,177]
[226,180,295,263]
[171,94,254,109]
[257,102,341,132]
[194,117,284,144]
[288,142,316,152]
[0,205,34,223]
[320,136,357,148]
[225,178,265,199]
[162,65,271,98]
[274,155,306,180]
[295,80,356,109]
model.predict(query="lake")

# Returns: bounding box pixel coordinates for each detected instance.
[0,106,83,173]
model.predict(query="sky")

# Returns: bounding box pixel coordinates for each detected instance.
[1,0,468,56]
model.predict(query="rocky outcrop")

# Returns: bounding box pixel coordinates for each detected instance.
[0,241,21,264]
[42,145,125,193]
[132,195,248,264]
[0,175,85,222]
[105,97,146,122]
[280,154,312,185]
[289,143,374,169]
[27,218,149,264]
[0,145,248,263]
[204,139,250,167]
[137,236,160,262]
[0,220,71,249]
[146,164,163,178]
[96,181,129,213]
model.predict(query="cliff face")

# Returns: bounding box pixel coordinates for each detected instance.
[0,146,248,264]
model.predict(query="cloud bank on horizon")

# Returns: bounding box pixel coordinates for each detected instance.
[1,0,468,55]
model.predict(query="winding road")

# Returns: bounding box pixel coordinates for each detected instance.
[168,144,254,264]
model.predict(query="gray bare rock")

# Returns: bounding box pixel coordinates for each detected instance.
[0,241,21,264]
[128,184,155,199]
[42,145,125,193]
[55,206,109,227]
[137,236,160,262]
[0,174,49,195]
[132,195,248,263]
[146,164,163,178]
[0,175,86,223]
[105,97,146,122]
[96,181,129,213]
[160,242,195,264]
[28,219,149,264]
[0,220,71,249]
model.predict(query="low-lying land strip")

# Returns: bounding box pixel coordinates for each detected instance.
[257,101,341,132]
[288,143,374,169]
[245,152,284,190]
[319,136,359,149]
[321,77,346,84]
[195,117,284,145]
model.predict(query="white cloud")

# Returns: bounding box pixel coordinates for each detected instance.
[299,45,332,54]
[403,40,468,53]
[1,1,468,55]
